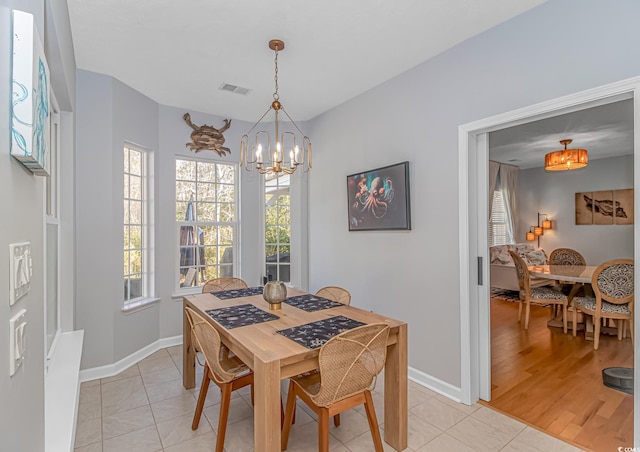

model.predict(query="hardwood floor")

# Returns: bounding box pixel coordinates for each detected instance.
[486,297,633,452]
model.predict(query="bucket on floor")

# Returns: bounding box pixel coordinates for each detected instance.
[602,367,633,395]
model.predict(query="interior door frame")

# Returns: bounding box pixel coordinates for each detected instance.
[458,76,640,444]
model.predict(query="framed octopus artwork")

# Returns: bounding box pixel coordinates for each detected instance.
[347,161,411,231]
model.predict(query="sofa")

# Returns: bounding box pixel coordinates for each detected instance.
[489,243,550,291]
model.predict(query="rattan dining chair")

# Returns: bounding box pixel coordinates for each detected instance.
[281,323,390,452]
[315,286,351,305]
[509,251,570,332]
[572,259,634,350]
[185,306,253,452]
[202,277,248,293]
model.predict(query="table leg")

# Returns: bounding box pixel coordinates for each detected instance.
[384,323,408,451]
[253,358,281,452]
[183,299,196,389]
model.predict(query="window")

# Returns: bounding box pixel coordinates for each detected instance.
[176,158,237,290]
[265,174,290,283]
[489,189,511,246]
[123,145,149,305]
[45,106,60,359]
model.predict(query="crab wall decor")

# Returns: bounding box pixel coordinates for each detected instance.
[183,113,232,156]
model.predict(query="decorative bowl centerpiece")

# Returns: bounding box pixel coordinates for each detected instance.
[263,281,287,310]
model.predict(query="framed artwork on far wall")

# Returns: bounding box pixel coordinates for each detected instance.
[347,161,411,231]
[575,189,634,225]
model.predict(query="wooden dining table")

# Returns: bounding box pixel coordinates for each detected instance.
[182,287,408,452]
[527,264,597,285]
[527,264,599,337]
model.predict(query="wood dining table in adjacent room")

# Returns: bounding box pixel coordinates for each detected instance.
[527,264,599,337]
[182,287,408,452]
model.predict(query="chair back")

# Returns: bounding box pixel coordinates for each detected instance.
[316,286,351,305]
[509,251,531,296]
[202,277,248,294]
[549,248,586,266]
[592,259,634,306]
[184,306,238,384]
[312,323,389,407]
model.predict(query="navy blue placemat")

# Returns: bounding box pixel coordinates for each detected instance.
[284,294,343,312]
[206,303,279,329]
[276,316,366,349]
[213,287,264,300]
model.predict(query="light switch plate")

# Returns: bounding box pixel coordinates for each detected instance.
[9,242,31,306]
[10,309,27,376]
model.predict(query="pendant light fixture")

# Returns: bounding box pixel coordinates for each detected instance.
[544,139,588,171]
[239,39,311,175]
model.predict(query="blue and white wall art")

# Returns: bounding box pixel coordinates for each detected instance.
[11,10,50,176]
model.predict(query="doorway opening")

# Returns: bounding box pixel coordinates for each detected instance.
[459,77,640,448]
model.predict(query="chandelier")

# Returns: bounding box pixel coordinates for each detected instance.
[239,40,311,175]
[544,139,588,171]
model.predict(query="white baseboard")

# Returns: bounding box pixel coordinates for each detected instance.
[408,366,463,403]
[45,330,84,452]
[79,335,182,382]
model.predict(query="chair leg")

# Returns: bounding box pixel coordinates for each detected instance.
[572,305,578,337]
[518,301,523,322]
[594,316,601,350]
[281,381,297,451]
[318,409,330,452]
[630,317,634,345]
[524,302,531,329]
[618,320,624,340]
[216,383,233,452]
[192,366,211,430]
[333,414,340,427]
[363,390,384,452]
[562,303,568,334]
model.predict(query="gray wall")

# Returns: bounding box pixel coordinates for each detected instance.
[75,73,310,366]
[75,71,162,368]
[0,0,75,450]
[519,155,634,264]
[306,0,640,386]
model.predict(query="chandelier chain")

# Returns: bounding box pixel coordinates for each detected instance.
[273,47,279,101]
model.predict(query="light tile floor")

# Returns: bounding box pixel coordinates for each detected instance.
[75,346,584,451]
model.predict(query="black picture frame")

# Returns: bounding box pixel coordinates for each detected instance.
[347,161,411,231]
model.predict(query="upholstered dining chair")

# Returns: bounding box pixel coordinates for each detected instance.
[572,259,634,350]
[281,323,390,452]
[549,248,587,266]
[509,251,570,332]
[184,306,253,452]
[315,286,351,305]
[202,277,248,293]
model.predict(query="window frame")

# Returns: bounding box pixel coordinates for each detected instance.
[174,156,239,295]
[44,97,61,367]
[264,173,291,283]
[123,143,153,309]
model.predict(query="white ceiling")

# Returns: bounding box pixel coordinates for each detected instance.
[489,99,634,169]
[67,0,547,121]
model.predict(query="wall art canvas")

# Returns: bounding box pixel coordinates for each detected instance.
[575,189,634,225]
[347,161,411,231]
[11,10,50,176]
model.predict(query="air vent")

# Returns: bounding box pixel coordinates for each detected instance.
[219,83,252,96]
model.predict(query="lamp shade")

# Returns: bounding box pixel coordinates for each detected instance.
[542,219,552,229]
[526,231,535,241]
[544,139,588,171]
[533,226,543,236]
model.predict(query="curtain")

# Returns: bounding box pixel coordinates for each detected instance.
[488,161,500,216]
[498,163,519,243]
